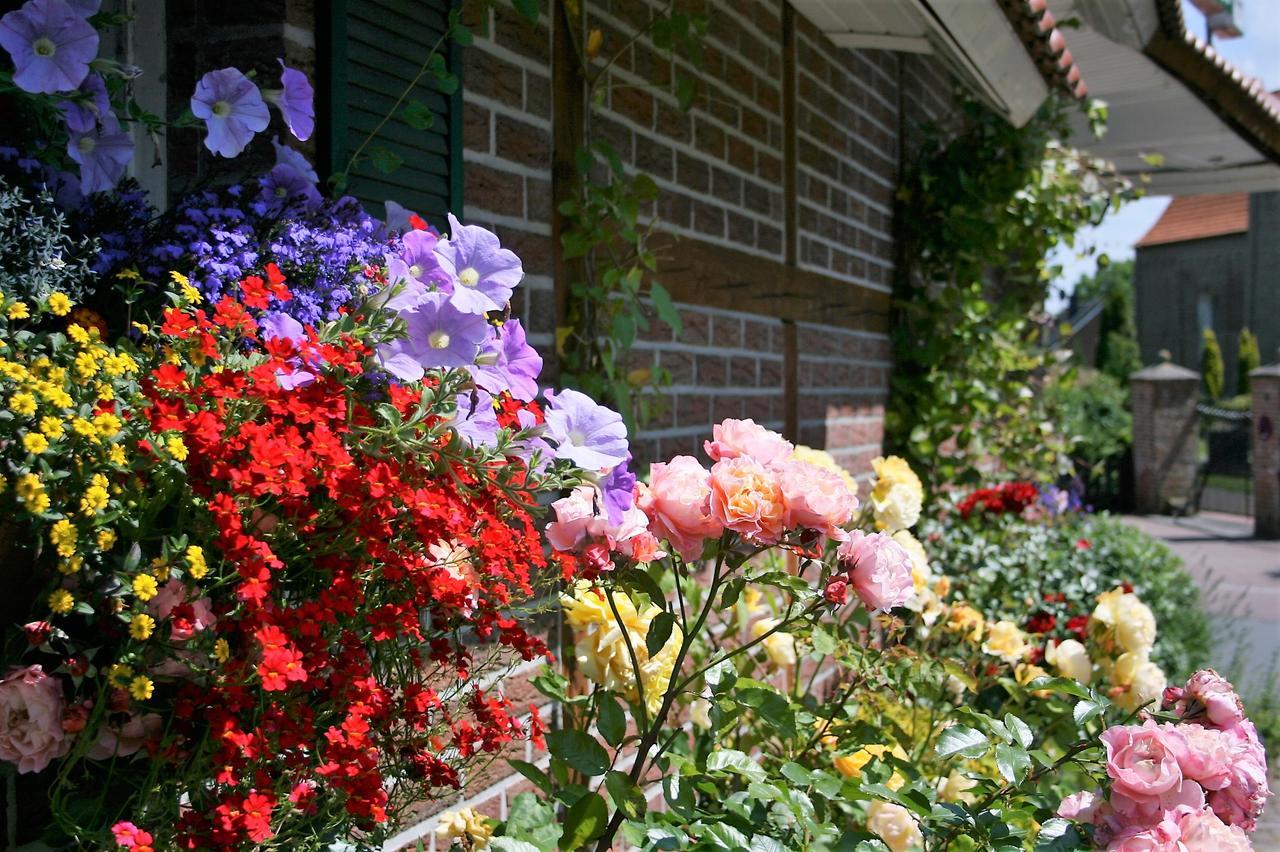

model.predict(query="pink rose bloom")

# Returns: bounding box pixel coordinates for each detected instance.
[703,418,793,465]
[1057,790,1102,823]
[546,485,607,552]
[87,712,163,760]
[708,456,787,545]
[837,530,914,612]
[1206,721,1270,830]
[1101,721,1187,805]
[1167,724,1233,791]
[608,505,666,563]
[636,455,723,560]
[0,665,69,773]
[1177,807,1253,851]
[776,460,856,539]
[1180,670,1245,729]
[1103,816,1183,852]
[149,579,216,641]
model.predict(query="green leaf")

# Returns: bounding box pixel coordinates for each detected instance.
[780,762,812,786]
[995,742,1030,783]
[559,791,607,850]
[810,623,837,655]
[646,611,676,657]
[675,75,697,110]
[1034,818,1085,851]
[648,281,682,334]
[1004,713,1033,749]
[367,146,403,175]
[503,792,561,849]
[1073,699,1103,727]
[735,687,795,738]
[511,0,539,23]
[450,23,474,46]
[1026,676,1091,699]
[402,99,435,130]
[936,725,989,759]
[604,769,647,819]
[546,730,609,777]
[706,748,766,782]
[597,693,626,747]
[507,759,552,795]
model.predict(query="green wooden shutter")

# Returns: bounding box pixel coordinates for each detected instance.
[326,0,462,226]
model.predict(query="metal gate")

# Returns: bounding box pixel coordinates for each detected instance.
[1194,403,1253,515]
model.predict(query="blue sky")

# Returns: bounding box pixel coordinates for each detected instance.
[1046,0,1279,311]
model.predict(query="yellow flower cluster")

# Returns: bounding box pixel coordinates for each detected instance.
[561,582,682,715]
[434,806,493,849]
[869,456,924,532]
[1089,586,1165,711]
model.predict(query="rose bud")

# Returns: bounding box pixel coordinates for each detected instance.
[24,621,52,646]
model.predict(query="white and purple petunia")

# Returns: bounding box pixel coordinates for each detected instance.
[378,292,490,382]
[264,58,314,142]
[451,388,501,448]
[543,388,630,471]
[191,67,270,158]
[401,229,455,289]
[435,213,523,315]
[0,0,99,95]
[66,115,133,194]
[471,318,542,402]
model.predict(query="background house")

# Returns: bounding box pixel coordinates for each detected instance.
[1134,190,1279,395]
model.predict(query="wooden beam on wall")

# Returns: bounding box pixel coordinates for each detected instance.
[782,3,799,440]
[551,1,586,379]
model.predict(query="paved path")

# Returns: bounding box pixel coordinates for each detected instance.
[1120,512,1279,845]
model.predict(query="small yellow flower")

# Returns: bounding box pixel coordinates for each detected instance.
[58,555,83,575]
[7,301,30,320]
[47,292,72,317]
[80,485,109,515]
[48,588,74,614]
[982,620,1030,665]
[8,392,37,416]
[132,574,159,601]
[22,432,49,454]
[129,613,155,641]
[131,322,150,336]
[73,351,99,379]
[16,473,50,514]
[165,435,188,461]
[214,638,230,664]
[107,663,134,687]
[95,382,114,401]
[186,545,208,580]
[97,529,117,550]
[50,519,77,557]
[93,412,121,438]
[129,675,154,701]
[946,604,985,643]
[38,416,65,439]
[66,324,90,344]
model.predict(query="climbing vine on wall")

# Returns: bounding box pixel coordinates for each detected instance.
[886,94,1136,488]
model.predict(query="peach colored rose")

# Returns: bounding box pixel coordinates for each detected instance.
[0,665,69,773]
[708,456,786,545]
[776,459,856,539]
[1167,724,1233,791]
[837,530,915,613]
[1177,806,1253,851]
[703,418,793,465]
[636,455,723,560]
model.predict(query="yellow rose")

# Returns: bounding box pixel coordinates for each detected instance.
[434,806,493,849]
[833,744,908,790]
[893,529,931,592]
[936,770,978,803]
[870,456,923,532]
[866,800,923,852]
[1045,638,1093,685]
[1111,652,1166,712]
[982,620,1028,664]
[946,603,985,643]
[689,696,712,730]
[562,582,681,715]
[1090,587,1157,656]
[750,617,796,667]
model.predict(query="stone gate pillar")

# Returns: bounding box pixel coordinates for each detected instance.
[1252,358,1280,539]
[1131,354,1200,515]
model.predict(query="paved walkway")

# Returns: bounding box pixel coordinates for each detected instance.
[1120,512,1279,845]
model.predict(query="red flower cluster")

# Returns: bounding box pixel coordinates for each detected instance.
[124,277,567,849]
[956,481,1040,519]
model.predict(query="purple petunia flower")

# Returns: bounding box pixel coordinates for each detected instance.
[401,228,454,289]
[64,0,98,16]
[272,136,318,183]
[434,213,523,315]
[452,388,500,448]
[191,67,270,158]
[265,59,314,142]
[66,115,133,193]
[543,388,629,471]
[58,72,109,133]
[378,292,490,382]
[600,452,636,524]
[472,318,542,402]
[384,200,435,236]
[0,0,99,94]
[260,311,305,344]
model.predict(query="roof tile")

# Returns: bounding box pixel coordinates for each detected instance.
[1135,193,1249,247]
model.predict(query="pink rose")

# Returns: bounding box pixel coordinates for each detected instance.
[1057,790,1101,823]
[637,455,723,560]
[837,530,914,612]
[0,665,70,773]
[87,712,163,760]
[1206,720,1270,830]
[708,456,786,545]
[1180,669,1245,729]
[546,486,607,552]
[1101,721,1186,805]
[1167,724,1233,791]
[149,579,216,641]
[776,460,856,539]
[703,418,793,465]
[1103,816,1182,852]
[1176,807,1253,851]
